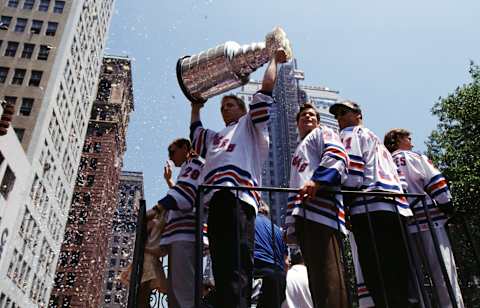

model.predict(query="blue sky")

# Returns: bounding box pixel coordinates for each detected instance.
[106,0,480,204]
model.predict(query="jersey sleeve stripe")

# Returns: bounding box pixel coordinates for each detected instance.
[158,194,179,210]
[171,186,195,208]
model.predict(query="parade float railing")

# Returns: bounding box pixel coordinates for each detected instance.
[127,187,480,308]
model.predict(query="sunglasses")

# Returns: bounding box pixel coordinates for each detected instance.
[168,147,176,157]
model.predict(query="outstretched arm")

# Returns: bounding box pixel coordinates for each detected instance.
[190,101,204,125]
[260,49,287,93]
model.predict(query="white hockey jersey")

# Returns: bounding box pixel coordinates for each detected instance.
[159,156,205,246]
[340,126,412,217]
[286,126,349,235]
[392,150,451,232]
[190,92,273,213]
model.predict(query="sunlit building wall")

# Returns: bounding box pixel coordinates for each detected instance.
[236,59,340,226]
[101,171,144,308]
[49,56,134,307]
[0,1,116,306]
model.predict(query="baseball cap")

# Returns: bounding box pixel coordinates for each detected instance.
[329,100,362,116]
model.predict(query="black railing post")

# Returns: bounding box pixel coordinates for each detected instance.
[338,193,353,308]
[194,188,204,308]
[423,199,458,308]
[394,196,432,308]
[128,199,147,308]
[268,190,280,308]
[363,195,389,308]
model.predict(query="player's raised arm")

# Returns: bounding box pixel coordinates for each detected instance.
[260,49,287,93]
[190,100,204,125]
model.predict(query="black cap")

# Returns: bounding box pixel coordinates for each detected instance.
[329,100,362,116]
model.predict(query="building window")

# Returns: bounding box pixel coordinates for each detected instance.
[69,252,80,266]
[0,16,12,30]
[14,18,27,32]
[4,96,17,106]
[53,0,64,13]
[21,43,35,59]
[65,272,75,287]
[86,175,94,187]
[19,98,34,116]
[38,0,50,12]
[23,0,35,10]
[7,0,19,8]
[30,20,42,34]
[4,41,19,57]
[29,70,42,86]
[37,45,50,60]
[11,69,26,85]
[0,166,16,199]
[45,22,57,36]
[14,128,25,142]
[0,67,8,83]
[61,296,71,308]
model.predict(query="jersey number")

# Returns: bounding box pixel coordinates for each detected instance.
[181,167,200,180]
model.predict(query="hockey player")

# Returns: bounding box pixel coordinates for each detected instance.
[286,102,349,308]
[148,138,204,308]
[189,50,287,308]
[329,101,413,308]
[384,128,464,308]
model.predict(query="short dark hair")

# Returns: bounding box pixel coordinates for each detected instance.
[169,138,191,151]
[221,95,247,113]
[384,128,410,153]
[296,102,320,123]
[289,247,304,265]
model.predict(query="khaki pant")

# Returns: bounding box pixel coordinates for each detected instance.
[295,217,348,308]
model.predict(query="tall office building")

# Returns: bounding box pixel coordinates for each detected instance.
[236,59,340,225]
[101,171,144,308]
[49,56,134,308]
[0,1,116,306]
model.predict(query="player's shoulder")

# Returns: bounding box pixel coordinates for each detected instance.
[187,155,204,167]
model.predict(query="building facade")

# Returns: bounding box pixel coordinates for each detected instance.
[49,56,134,308]
[0,1,116,306]
[101,171,144,308]
[236,59,340,225]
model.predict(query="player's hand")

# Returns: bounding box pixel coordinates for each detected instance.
[164,163,172,182]
[274,49,288,64]
[191,100,205,110]
[299,180,320,201]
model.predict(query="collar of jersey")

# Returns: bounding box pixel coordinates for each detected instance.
[341,125,357,132]
[226,120,238,127]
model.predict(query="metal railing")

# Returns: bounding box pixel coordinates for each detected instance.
[128,199,147,308]
[127,186,480,308]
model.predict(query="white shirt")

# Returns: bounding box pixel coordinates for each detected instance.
[283,264,313,308]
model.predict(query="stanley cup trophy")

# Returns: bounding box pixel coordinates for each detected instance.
[176,27,293,103]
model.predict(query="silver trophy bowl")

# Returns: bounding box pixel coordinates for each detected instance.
[177,27,292,102]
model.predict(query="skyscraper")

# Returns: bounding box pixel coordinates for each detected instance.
[0,1,116,306]
[101,171,144,308]
[49,55,134,307]
[236,59,340,225]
